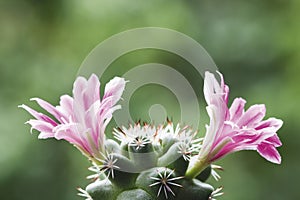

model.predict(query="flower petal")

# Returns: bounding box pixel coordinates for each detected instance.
[30,98,64,123]
[19,104,57,126]
[26,119,55,138]
[38,132,55,139]
[73,76,87,102]
[57,95,73,118]
[229,98,246,122]
[82,74,100,109]
[265,134,282,147]
[204,72,223,105]
[257,142,281,164]
[255,117,283,131]
[54,123,93,155]
[217,71,230,104]
[237,104,266,127]
[103,76,126,105]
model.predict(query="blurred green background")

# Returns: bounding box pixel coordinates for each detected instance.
[1,0,299,199]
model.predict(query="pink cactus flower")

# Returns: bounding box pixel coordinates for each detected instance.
[186,71,283,178]
[19,74,126,161]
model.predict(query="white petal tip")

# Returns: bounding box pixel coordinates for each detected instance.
[18,104,25,108]
[30,97,41,102]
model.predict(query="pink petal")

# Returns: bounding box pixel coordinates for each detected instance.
[210,136,235,162]
[82,74,101,110]
[72,75,101,124]
[99,96,122,119]
[73,77,87,100]
[38,132,55,139]
[217,71,230,103]
[257,142,281,164]
[26,119,55,138]
[103,76,126,105]
[19,104,57,126]
[19,104,41,119]
[265,134,282,147]
[255,117,283,131]
[229,98,246,122]
[58,95,73,117]
[54,124,93,155]
[31,98,64,123]
[237,104,266,127]
[204,72,223,105]
[72,76,88,110]
[201,103,226,155]
[84,104,101,147]
[86,74,100,102]
[255,127,281,143]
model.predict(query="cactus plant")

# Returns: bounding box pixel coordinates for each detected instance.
[80,122,216,200]
[20,71,283,200]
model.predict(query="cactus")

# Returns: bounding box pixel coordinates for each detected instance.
[79,122,217,200]
[21,72,283,200]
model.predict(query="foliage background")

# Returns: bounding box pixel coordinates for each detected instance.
[1,0,299,199]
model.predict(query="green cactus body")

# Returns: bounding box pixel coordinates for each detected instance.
[82,123,216,200]
[85,179,118,200]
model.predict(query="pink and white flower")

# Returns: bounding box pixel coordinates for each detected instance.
[186,71,283,178]
[19,74,126,161]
